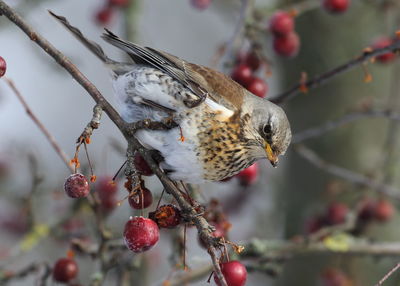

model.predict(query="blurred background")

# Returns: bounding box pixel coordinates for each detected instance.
[1,0,400,285]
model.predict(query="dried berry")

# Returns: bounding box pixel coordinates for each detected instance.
[149,204,181,228]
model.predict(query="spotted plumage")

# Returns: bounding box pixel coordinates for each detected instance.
[51,12,292,183]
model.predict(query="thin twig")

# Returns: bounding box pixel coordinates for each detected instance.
[375,263,400,286]
[271,40,400,104]
[292,109,400,143]
[3,77,73,172]
[294,144,400,200]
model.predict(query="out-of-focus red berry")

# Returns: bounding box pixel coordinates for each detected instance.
[326,202,348,225]
[372,37,396,63]
[95,7,114,25]
[149,204,181,228]
[374,199,395,222]
[53,258,78,283]
[269,11,294,36]
[357,198,376,221]
[123,217,159,253]
[246,77,268,98]
[0,56,6,77]
[190,0,211,10]
[273,32,300,58]
[108,0,129,7]
[231,64,253,87]
[305,216,323,234]
[214,261,247,286]
[321,268,350,286]
[96,176,118,211]
[128,187,153,209]
[244,51,262,71]
[235,163,259,186]
[64,173,90,198]
[134,152,154,176]
[322,0,349,13]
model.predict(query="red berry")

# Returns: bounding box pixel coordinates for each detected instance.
[326,202,348,225]
[269,11,294,36]
[128,187,153,209]
[123,217,159,253]
[134,152,154,176]
[231,64,253,87]
[0,56,6,77]
[322,0,349,13]
[190,0,211,10]
[64,173,90,198]
[305,216,323,234]
[273,32,300,58]
[108,0,129,7]
[321,268,350,286]
[149,204,181,228]
[374,199,395,222]
[53,258,78,283]
[357,198,376,221]
[96,176,118,210]
[235,163,259,186]
[214,261,247,286]
[246,77,268,98]
[372,37,396,63]
[95,7,113,25]
[243,51,262,71]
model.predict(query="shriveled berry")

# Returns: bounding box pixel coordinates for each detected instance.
[244,51,262,71]
[95,7,113,25]
[124,217,159,253]
[235,163,259,186]
[273,32,300,58]
[53,258,78,283]
[269,11,294,36]
[326,202,348,225]
[372,37,396,63]
[64,173,90,198]
[231,64,253,87]
[214,261,247,286]
[322,0,349,13]
[374,199,395,222]
[190,0,211,10]
[134,152,154,176]
[246,77,268,98]
[0,56,6,77]
[108,0,129,7]
[149,204,181,228]
[128,187,153,209]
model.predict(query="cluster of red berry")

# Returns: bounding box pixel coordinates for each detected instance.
[95,0,130,25]
[269,11,300,58]
[231,59,269,99]
[306,199,395,235]
[372,36,398,64]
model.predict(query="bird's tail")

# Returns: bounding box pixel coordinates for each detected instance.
[49,11,132,74]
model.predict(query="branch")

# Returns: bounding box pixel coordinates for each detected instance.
[293,144,400,201]
[241,239,400,260]
[271,40,400,104]
[0,2,227,284]
[3,77,73,172]
[292,109,400,143]
[375,262,400,286]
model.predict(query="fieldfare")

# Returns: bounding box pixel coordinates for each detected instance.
[51,12,292,183]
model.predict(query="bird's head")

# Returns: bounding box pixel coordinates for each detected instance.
[245,96,292,167]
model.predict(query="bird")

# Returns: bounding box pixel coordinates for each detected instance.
[50,12,292,184]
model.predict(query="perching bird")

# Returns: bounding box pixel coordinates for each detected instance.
[50,12,292,183]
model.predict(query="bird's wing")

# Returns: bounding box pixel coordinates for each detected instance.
[101,30,245,111]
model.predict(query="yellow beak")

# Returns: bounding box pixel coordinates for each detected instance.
[265,143,278,167]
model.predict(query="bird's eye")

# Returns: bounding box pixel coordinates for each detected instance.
[263,124,272,135]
